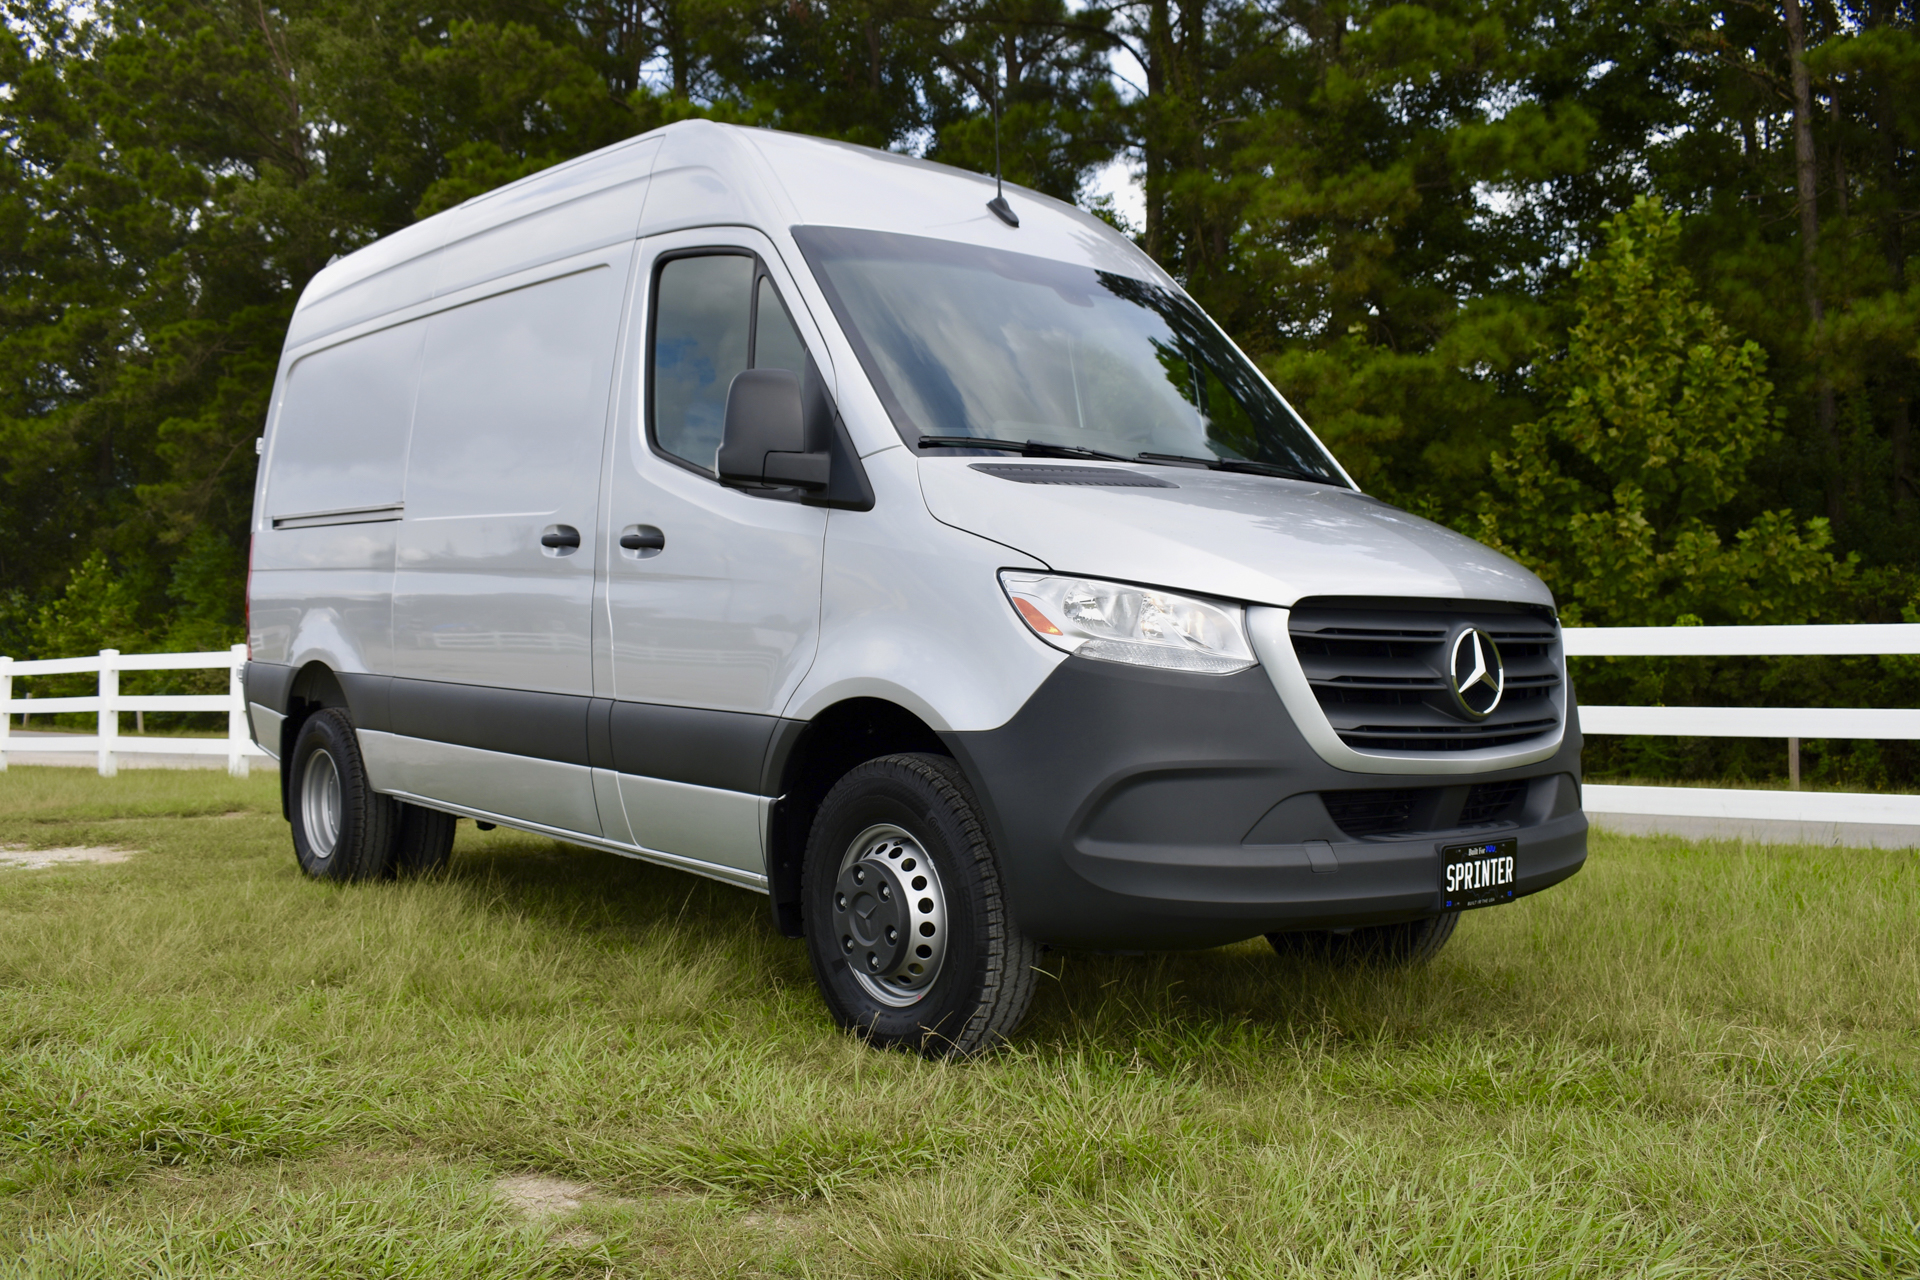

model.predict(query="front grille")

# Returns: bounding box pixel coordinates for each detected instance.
[1290,597,1563,753]
[1459,779,1528,824]
[1320,788,1421,837]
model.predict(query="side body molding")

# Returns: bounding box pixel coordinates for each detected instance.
[244,661,787,889]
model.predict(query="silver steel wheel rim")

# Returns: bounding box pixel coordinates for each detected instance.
[301,749,343,860]
[838,823,948,1008]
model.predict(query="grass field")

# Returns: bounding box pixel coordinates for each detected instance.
[0,767,1914,1278]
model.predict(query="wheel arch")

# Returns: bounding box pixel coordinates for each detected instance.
[763,696,953,938]
[278,662,350,819]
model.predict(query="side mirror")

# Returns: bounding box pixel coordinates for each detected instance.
[716,369,830,490]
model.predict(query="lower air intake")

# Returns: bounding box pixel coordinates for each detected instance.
[1320,788,1421,837]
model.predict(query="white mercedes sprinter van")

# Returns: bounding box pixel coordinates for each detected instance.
[246,120,1586,1055]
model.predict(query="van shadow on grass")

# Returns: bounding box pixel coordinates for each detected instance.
[431,825,1539,1059]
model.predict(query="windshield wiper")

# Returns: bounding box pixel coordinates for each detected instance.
[916,435,1138,464]
[1134,451,1344,486]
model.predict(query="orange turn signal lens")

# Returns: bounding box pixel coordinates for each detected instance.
[1012,597,1064,636]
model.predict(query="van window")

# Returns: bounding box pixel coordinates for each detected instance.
[794,226,1347,485]
[269,322,422,518]
[405,267,617,519]
[651,253,808,471]
[753,276,808,376]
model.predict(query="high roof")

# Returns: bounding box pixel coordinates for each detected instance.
[286,120,1168,352]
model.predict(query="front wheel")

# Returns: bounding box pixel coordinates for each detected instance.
[803,754,1038,1058]
[289,708,396,882]
[1267,913,1459,966]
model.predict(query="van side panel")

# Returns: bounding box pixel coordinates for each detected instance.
[265,323,421,519]
[251,321,426,671]
[391,253,631,698]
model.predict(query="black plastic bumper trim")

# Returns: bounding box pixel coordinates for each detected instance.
[945,654,1588,950]
[242,661,297,719]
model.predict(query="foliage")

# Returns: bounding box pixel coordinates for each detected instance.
[28,553,151,659]
[1482,197,1850,627]
[1,0,1916,785]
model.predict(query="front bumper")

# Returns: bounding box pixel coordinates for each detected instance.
[944,655,1587,950]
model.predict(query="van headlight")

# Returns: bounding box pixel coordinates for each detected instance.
[998,572,1256,674]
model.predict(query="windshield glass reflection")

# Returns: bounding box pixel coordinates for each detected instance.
[793,226,1346,485]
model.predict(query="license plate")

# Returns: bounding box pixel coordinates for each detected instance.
[1440,838,1517,910]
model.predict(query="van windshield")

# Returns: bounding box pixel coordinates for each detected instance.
[792,226,1346,485]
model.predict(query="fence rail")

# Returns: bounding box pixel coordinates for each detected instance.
[1,625,1917,837]
[1567,622,1920,833]
[0,645,259,777]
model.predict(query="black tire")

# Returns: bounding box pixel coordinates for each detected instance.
[390,803,456,878]
[802,753,1039,1058]
[288,708,397,882]
[1267,912,1459,966]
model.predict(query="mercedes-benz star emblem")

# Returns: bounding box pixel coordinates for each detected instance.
[1448,627,1505,719]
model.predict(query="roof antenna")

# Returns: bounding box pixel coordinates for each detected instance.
[985,60,1019,227]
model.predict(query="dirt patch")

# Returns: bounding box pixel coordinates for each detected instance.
[551,1224,605,1250]
[0,845,134,870]
[495,1174,592,1220]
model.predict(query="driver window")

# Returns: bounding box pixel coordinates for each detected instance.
[753,276,807,375]
[650,253,809,472]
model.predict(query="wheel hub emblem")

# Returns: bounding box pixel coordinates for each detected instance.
[834,859,909,977]
[1448,627,1505,719]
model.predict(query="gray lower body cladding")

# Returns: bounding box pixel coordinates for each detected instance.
[943,655,1587,951]
[248,656,1587,951]
[243,661,783,793]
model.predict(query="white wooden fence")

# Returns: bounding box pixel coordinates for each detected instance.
[0,645,259,777]
[1567,624,1920,830]
[0,627,1916,833]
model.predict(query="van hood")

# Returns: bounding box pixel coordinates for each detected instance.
[916,458,1553,609]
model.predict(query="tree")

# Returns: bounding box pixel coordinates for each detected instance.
[1066,0,1599,515]
[1481,197,1850,626]
[3,0,1916,674]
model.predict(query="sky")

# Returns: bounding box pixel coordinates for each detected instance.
[1083,153,1146,232]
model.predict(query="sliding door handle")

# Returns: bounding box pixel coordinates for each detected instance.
[541,527,582,549]
[620,526,665,553]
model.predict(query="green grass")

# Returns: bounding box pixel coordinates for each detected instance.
[0,766,1915,1278]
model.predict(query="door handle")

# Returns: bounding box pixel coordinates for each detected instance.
[541,527,582,549]
[620,527,666,552]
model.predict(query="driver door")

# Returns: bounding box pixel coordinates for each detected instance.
[598,229,831,876]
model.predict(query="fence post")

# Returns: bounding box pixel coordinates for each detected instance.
[98,649,118,778]
[228,643,249,779]
[0,655,10,772]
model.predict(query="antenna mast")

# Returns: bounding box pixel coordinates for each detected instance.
[985,54,1019,227]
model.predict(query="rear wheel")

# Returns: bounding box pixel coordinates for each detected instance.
[391,803,456,877]
[289,708,396,882]
[1267,913,1459,966]
[803,754,1038,1058]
